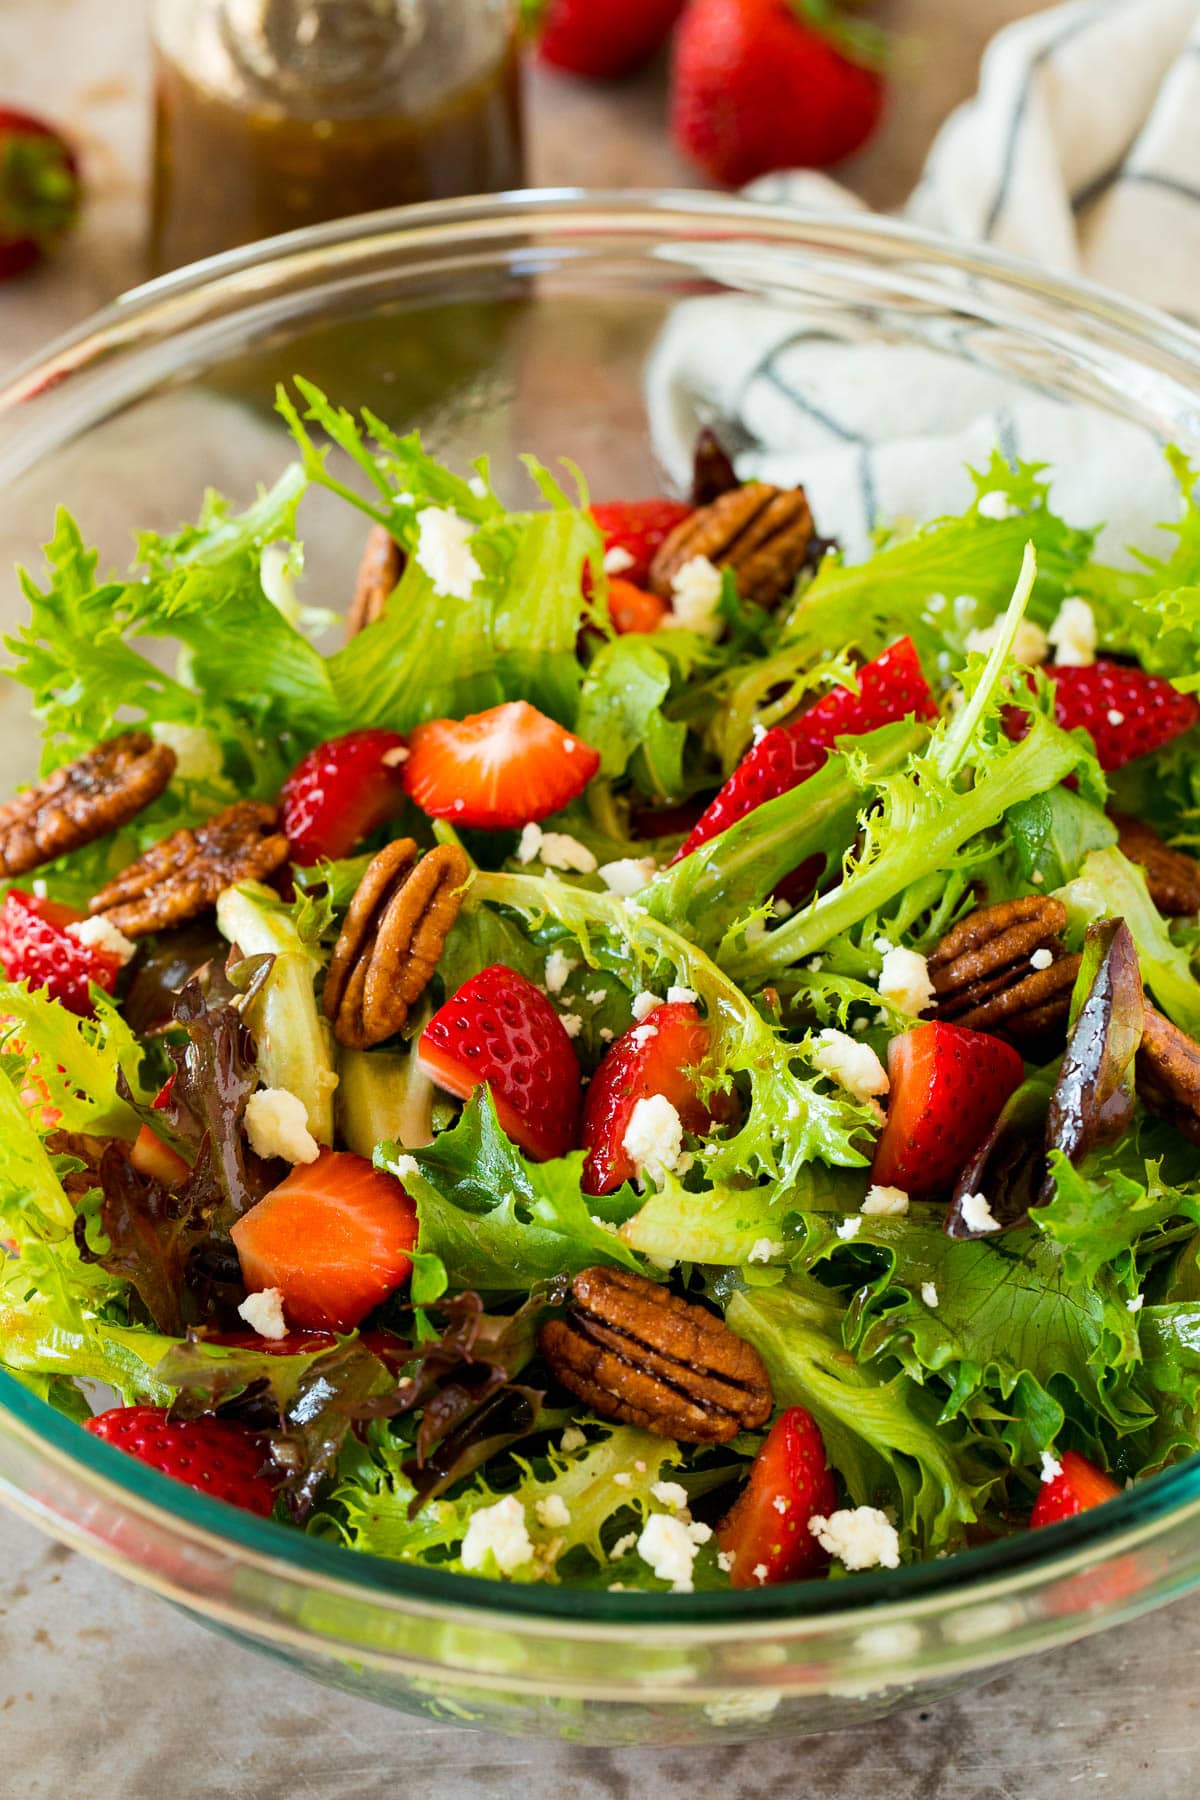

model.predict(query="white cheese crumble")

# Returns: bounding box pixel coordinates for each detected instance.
[666,555,724,639]
[558,1012,583,1039]
[612,1471,633,1489]
[622,1094,684,1184]
[666,985,698,1007]
[1107,707,1125,727]
[1040,1450,1063,1484]
[861,1184,909,1217]
[976,489,1018,520]
[650,1480,690,1513]
[877,945,935,1018]
[244,1087,320,1165]
[959,1190,1002,1234]
[812,1029,889,1106]
[66,915,137,967]
[152,722,226,785]
[631,991,662,1022]
[516,822,544,865]
[539,832,597,874]
[747,1237,785,1263]
[413,507,483,600]
[389,1153,420,1181]
[637,1512,702,1591]
[809,1506,901,1571]
[751,1563,769,1585]
[1127,1293,1145,1314]
[609,1531,637,1561]
[237,1286,287,1340]
[603,544,635,576]
[921,1281,939,1309]
[598,856,657,897]
[535,1494,571,1529]
[460,1496,534,1575]
[1047,596,1097,667]
[544,948,578,994]
[964,616,1049,665]
[559,1426,587,1454]
[716,1549,734,1573]
[1030,947,1054,971]
[586,989,607,1007]
[630,1023,658,1047]
[836,1216,862,1241]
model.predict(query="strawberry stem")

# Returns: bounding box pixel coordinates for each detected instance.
[788,0,890,70]
[0,131,79,249]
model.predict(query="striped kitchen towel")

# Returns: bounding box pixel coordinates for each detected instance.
[649,0,1200,559]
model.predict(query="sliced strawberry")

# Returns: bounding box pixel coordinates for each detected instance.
[590,498,694,589]
[0,890,123,1015]
[607,577,669,635]
[581,1000,734,1194]
[230,1148,417,1331]
[279,728,409,864]
[403,701,600,830]
[85,1405,276,1517]
[716,1406,838,1587]
[129,1124,191,1189]
[675,636,937,862]
[0,108,81,280]
[1031,1450,1122,1528]
[419,963,582,1161]
[872,1021,1025,1198]
[1048,661,1200,771]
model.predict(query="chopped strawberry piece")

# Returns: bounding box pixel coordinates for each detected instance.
[717,1406,838,1587]
[230,1149,417,1331]
[607,577,670,635]
[872,1020,1025,1198]
[403,701,600,830]
[129,1124,191,1188]
[675,636,937,862]
[279,728,409,864]
[581,1000,734,1194]
[590,498,694,589]
[1048,660,1200,771]
[0,890,123,1016]
[85,1405,276,1517]
[1031,1450,1122,1528]
[419,963,582,1162]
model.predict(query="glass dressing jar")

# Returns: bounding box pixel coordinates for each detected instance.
[149,0,524,273]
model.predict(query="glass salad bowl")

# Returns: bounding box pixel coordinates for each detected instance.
[3,192,1200,1746]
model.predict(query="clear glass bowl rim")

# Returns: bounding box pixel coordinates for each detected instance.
[3,187,1200,1636]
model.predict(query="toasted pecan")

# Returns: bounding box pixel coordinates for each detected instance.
[347,523,404,639]
[323,838,470,1050]
[539,1266,773,1445]
[1112,814,1200,917]
[1137,1005,1200,1146]
[929,896,1079,1047]
[0,733,176,878]
[88,801,288,936]
[649,481,814,609]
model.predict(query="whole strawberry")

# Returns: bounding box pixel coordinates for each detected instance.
[86,1405,277,1517]
[0,106,80,279]
[671,0,885,186]
[535,0,686,79]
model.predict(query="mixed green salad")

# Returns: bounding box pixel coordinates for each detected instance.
[3,378,1200,1595]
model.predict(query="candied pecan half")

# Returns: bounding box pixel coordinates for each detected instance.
[1112,813,1200,917]
[539,1266,772,1444]
[929,896,1080,1048]
[323,837,470,1050]
[88,801,288,936]
[648,481,814,609]
[0,732,176,878]
[1137,1005,1200,1146]
[347,523,404,639]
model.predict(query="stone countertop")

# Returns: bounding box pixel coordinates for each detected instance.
[1,3,1196,1796]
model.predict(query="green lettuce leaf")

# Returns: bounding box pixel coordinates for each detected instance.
[1058,846,1200,1036]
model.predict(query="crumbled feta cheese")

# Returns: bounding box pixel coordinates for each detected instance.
[921,1281,939,1309]
[1047,596,1097,667]
[877,944,935,1018]
[808,1506,901,1571]
[535,1494,571,1529]
[609,1531,637,1561]
[460,1496,534,1574]
[687,1520,712,1545]
[812,1029,889,1106]
[667,555,724,639]
[622,1094,684,1184]
[976,490,1018,521]
[1030,947,1054,971]
[836,1216,862,1241]
[1031,868,1045,885]
[747,1237,785,1264]
[544,948,578,994]
[1107,708,1125,727]
[612,1471,633,1489]
[959,1190,1001,1234]
[631,991,662,1022]
[630,1023,658,1047]
[537,832,598,874]
[516,822,544,864]
[773,1495,789,1515]
[751,720,768,745]
[389,1153,420,1180]
[66,915,137,967]
[468,474,489,498]
[598,856,657,897]
[666,985,698,1007]
[861,1184,909,1217]
[774,896,793,920]
[964,617,1049,666]
[604,545,635,576]
[559,1012,583,1039]
[413,507,482,600]
[237,1286,287,1340]
[1040,1450,1063,1484]
[152,722,226,785]
[559,1426,586,1454]
[716,1549,734,1573]
[1127,1293,1145,1314]
[637,1512,702,1591]
[650,1481,689,1513]
[751,1562,769,1585]
[586,989,607,1007]
[599,1027,614,1043]
[244,1087,320,1165]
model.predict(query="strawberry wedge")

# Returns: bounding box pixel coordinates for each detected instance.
[280,728,409,864]
[872,1021,1025,1198]
[1031,1450,1122,1528]
[716,1406,838,1587]
[403,701,600,830]
[590,497,693,588]
[674,636,937,862]
[1048,660,1200,771]
[581,1000,734,1194]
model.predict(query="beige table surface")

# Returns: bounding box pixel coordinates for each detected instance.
[1,3,1198,1795]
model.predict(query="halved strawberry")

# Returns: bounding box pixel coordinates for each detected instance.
[1031,1450,1122,1528]
[419,963,582,1161]
[403,701,600,830]
[675,636,937,862]
[607,577,669,635]
[0,890,123,1015]
[590,498,694,589]
[871,1020,1025,1198]
[716,1406,838,1587]
[230,1149,417,1331]
[85,1405,276,1517]
[1048,660,1200,771]
[581,1000,734,1194]
[129,1124,191,1188]
[279,728,409,864]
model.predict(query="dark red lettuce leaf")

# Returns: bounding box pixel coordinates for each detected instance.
[1043,918,1143,1187]
[77,1142,222,1335]
[945,1073,1054,1238]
